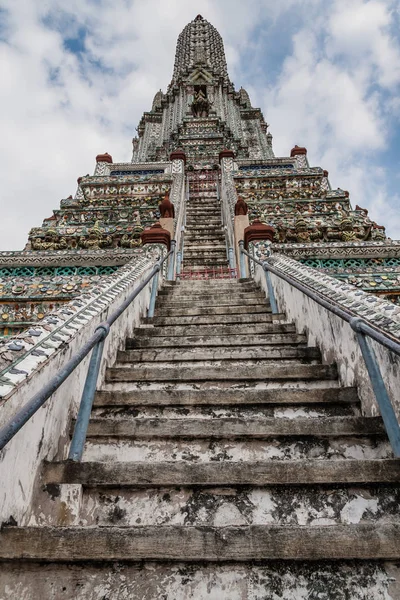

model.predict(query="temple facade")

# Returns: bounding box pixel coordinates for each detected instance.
[1,13,399,339]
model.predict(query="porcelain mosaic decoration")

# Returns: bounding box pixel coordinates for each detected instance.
[1,13,400,338]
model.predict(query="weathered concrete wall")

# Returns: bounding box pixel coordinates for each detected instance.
[254,262,400,419]
[0,257,161,525]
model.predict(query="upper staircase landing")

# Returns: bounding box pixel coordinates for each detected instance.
[181,171,233,278]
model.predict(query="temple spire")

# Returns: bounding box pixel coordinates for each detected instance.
[171,15,230,86]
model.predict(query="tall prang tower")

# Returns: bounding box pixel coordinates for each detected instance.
[133,14,274,164]
[0,13,400,339]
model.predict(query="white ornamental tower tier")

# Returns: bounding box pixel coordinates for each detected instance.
[132,15,274,165]
[171,14,231,86]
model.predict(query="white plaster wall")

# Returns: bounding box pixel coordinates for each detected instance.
[0,261,159,525]
[254,263,400,420]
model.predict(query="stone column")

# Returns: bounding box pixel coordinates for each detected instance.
[94,153,113,176]
[233,197,250,271]
[290,145,309,169]
[170,150,186,175]
[244,220,275,277]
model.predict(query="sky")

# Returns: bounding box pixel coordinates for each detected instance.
[0,0,400,250]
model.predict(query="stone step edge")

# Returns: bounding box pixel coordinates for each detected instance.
[93,387,358,407]
[43,459,400,487]
[145,316,278,325]
[117,347,320,362]
[2,523,400,561]
[106,364,338,383]
[128,335,305,348]
[81,416,384,439]
[129,328,299,339]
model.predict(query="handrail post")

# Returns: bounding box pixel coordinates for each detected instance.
[350,318,400,457]
[238,240,246,279]
[228,247,234,268]
[176,250,182,281]
[263,263,279,315]
[68,323,110,462]
[167,240,176,281]
[147,265,161,318]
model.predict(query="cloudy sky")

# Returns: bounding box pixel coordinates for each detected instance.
[0,0,400,250]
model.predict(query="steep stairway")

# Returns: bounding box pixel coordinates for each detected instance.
[1,278,400,598]
[182,172,229,275]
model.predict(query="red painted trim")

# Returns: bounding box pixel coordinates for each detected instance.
[141,222,171,250]
[170,150,187,163]
[244,219,275,248]
[290,145,307,157]
[96,153,113,163]
[219,149,235,162]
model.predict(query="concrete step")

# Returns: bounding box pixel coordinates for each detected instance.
[106,362,338,382]
[184,244,226,251]
[94,385,359,407]
[182,262,230,268]
[185,238,225,244]
[187,210,220,215]
[183,252,227,258]
[3,523,398,561]
[157,292,266,303]
[0,561,397,598]
[184,238,226,244]
[186,210,220,214]
[128,333,308,348]
[82,416,383,439]
[183,260,229,266]
[44,459,400,487]
[181,267,231,273]
[154,303,270,313]
[146,313,276,326]
[183,258,228,264]
[156,296,267,307]
[183,254,228,260]
[185,231,223,235]
[186,216,221,221]
[153,305,273,317]
[43,483,400,531]
[185,224,223,230]
[184,241,226,246]
[90,403,359,421]
[158,286,258,297]
[78,432,389,464]
[162,279,254,289]
[117,345,320,363]
[188,199,218,203]
[185,230,224,235]
[130,322,298,338]
[186,219,221,224]
[185,228,223,233]
[183,250,227,256]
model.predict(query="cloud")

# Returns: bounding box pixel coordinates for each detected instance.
[0,0,399,250]
[261,0,400,237]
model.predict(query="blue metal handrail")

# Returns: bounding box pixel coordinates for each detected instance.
[239,241,400,457]
[0,249,173,457]
[175,175,189,281]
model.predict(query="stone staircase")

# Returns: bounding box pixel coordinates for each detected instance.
[182,173,229,274]
[1,277,400,598]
